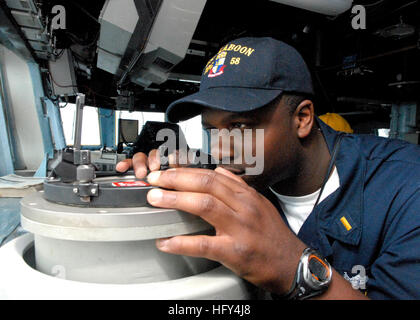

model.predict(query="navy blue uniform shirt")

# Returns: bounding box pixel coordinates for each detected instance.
[263,118,420,299]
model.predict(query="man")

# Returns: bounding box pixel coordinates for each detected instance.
[116,37,420,299]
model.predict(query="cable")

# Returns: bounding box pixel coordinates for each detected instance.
[67,0,100,24]
[117,111,128,144]
[391,0,418,15]
[57,95,70,109]
[49,72,113,100]
[53,48,65,59]
[57,101,68,108]
[363,0,386,7]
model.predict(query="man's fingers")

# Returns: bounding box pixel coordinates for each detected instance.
[147,189,236,228]
[147,168,251,211]
[116,159,132,172]
[149,149,185,170]
[168,149,188,168]
[215,166,247,185]
[132,152,148,178]
[156,235,224,262]
[148,149,161,171]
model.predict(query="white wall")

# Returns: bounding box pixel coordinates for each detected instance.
[0,44,44,171]
[60,103,101,146]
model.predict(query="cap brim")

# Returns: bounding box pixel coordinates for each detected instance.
[166,87,283,123]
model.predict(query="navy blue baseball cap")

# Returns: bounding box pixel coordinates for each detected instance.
[166,37,314,123]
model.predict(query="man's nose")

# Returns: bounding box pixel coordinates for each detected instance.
[210,136,242,164]
[210,141,234,162]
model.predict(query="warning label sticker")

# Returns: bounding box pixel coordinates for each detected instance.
[111,181,150,187]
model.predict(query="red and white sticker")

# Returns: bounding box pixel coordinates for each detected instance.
[111,181,150,187]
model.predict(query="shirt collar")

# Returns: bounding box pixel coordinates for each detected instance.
[299,117,365,255]
[261,117,365,256]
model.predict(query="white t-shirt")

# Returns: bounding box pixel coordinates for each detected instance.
[270,167,340,235]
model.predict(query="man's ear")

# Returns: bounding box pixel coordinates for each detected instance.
[293,100,315,139]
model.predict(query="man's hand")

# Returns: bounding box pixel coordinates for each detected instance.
[116,150,161,178]
[116,149,189,178]
[145,166,307,294]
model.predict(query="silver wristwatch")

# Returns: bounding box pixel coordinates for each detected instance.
[273,248,333,300]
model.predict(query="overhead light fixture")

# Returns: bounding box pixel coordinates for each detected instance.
[375,17,416,39]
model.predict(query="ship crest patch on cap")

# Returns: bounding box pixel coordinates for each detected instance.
[207,50,227,78]
[204,43,255,78]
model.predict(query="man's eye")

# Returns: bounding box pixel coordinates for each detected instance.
[231,123,247,129]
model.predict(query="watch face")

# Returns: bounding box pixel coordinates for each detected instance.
[283,249,332,300]
[308,254,331,283]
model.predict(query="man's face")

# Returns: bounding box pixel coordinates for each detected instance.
[201,97,302,190]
